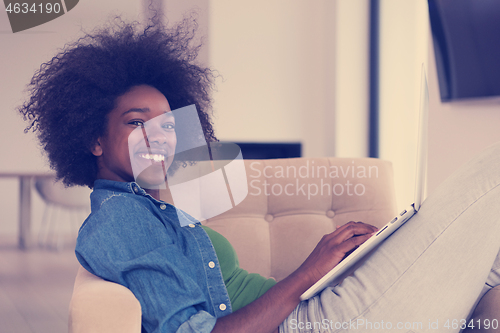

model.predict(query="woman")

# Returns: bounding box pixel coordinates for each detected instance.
[19,19,500,333]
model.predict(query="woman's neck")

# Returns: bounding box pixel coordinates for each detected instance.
[145,185,174,205]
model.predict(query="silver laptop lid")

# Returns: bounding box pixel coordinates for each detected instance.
[414,64,429,211]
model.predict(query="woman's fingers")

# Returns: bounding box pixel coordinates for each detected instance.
[334,221,377,235]
[322,222,377,263]
[335,232,373,257]
[297,221,379,286]
[325,221,378,246]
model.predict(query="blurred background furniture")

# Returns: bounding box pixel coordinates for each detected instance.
[68,157,499,332]
[0,172,55,249]
[34,176,91,251]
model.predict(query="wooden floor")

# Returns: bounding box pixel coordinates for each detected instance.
[0,237,80,333]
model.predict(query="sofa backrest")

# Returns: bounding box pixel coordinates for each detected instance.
[203,157,397,281]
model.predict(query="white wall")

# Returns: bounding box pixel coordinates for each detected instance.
[163,0,210,66]
[210,0,329,158]
[334,0,370,158]
[0,1,144,237]
[378,0,429,209]
[209,0,369,159]
[427,41,500,195]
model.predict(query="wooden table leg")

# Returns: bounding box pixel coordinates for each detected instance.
[19,176,32,250]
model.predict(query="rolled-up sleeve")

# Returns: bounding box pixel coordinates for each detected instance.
[176,311,216,333]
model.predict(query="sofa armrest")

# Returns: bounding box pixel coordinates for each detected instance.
[69,266,142,333]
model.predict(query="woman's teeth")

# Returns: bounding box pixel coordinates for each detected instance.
[139,153,165,162]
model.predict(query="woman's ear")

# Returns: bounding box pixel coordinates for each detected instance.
[91,139,103,156]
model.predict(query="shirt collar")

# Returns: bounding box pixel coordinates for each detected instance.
[93,179,147,196]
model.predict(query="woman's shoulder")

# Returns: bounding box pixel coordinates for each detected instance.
[80,185,160,237]
[76,188,175,260]
[90,180,143,206]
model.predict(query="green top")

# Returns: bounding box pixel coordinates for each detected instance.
[202,226,277,311]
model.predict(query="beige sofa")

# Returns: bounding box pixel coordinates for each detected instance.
[69,157,499,333]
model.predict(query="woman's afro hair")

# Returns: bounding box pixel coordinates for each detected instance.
[19,18,217,188]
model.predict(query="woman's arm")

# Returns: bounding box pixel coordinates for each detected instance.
[211,221,378,333]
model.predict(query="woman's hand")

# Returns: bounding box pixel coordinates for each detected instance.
[293,221,378,290]
[212,221,378,333]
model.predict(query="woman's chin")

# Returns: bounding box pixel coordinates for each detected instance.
[135,169,168,189]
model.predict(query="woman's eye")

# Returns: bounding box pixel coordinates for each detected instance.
[162,123,175,131]
[129,120,144,127]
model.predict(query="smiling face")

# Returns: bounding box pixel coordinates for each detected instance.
[92,85,176,188]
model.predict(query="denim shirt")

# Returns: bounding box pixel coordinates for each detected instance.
[75,179,232,333]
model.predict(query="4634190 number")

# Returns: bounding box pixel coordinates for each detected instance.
[444,318,498,330]
[5,2,62,14]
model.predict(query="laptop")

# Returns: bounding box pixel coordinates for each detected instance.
[300,65,429,300]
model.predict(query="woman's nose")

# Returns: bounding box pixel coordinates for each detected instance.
[141,125,167,146]
[148,126,167,143]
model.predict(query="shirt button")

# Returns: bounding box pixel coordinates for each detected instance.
[219,304,226,311]
[160,204,167,210]
[132,185,139,193]
[208,261,215,268]
[188,224,195,228]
